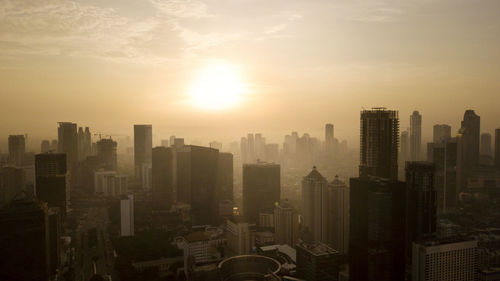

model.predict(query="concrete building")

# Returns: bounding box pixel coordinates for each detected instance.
[457,110,481,193]
[274,201,299,248]
[496,129,500,171]
[0,166,26,203]
[327,176,349,254]
[296,240,340,281]
[35,153,68,218]
[8,134,25,166]
[134,124,152,181]
[302,167,328,243]
[120,194,134,236]
[412,239,477,281]
[95,138,117,171]
[243,162,280,223]
[400,130,410,165]
[94,170,128,197]
[152,146,176,210]
[410,111,422,161]
[482,133,493,157]
[433,124,451,143]
[57,122,78,169]
[226,218,256,255]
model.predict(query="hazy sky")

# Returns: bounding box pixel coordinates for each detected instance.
[1,0,500,148]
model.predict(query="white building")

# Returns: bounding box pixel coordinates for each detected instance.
[120,194,134,236]
[302,167,328,243]
[226,219,256,255]
[328,176,349,254]
[412,239,477,281]
[94,170,128,197]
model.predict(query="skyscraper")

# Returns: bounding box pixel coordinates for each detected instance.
[359,108,399,181]
[134,124,152,181]
[481,132,492,157]
[274,200,299,247]
[120,194,134,236]
[0,166,26,203]
[35,153,68,218]
[242,162,280,223]
[349,177,406,281]
[77,127,92,161]
[410,110,422,161]
[433,124,451,143]
[457,110,480,192]
[152,146,175,210]
[176,145,219,225]
[325,123,334,156]
[327,176,349,254]
[433,138,458,213]
[8,135,25,166]
[57,122,78,169]
[405,162,436,279]
[301,166,328,243]
[400,130,409,164]
[96,138,117,171]
[217,152,234,203]
[247,133,255,163]
[496,129,500,171]
[41,140,50,153]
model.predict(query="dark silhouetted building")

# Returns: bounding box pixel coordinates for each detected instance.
[217,152,234,216]
[57,122,78,169]
[349,177,406,281]
[243,162,280,223]
[96,138,117,171]
[152,146,175,210]
[481,132,492,157]
[325,123,335,156]
[410,111,422,161]
[0,166,26,203]
[0,199,61,281]
[496,129,500,171]
[41,140,50,153]
[77,126,92,161]
[359,108,399,181]
[432,138,458,213]
[8,135,25,166]
[405,162,436,279]
[457,110,480,193]
[400,130,409,165]
[433,124,451,143]
[302,166,328,243]
[296,240,340,281]
[328,176,349,254]
[35,153,68,218]
[177,145,219,225]
[134,124,152,181]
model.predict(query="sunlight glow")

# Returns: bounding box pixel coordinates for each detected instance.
[189,62,247,110]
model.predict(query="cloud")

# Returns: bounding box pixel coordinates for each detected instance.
[150,0,212,18]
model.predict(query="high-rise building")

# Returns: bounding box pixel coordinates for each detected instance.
[209,141,223,151]
[35,153,68,218]
[94,170,128,197]
[177,145,219,225]
[325,123,335,156]
[457,110,480,192]
[41,140,50,153]
[432,138,458,213]
[77,127,92,161]
[0,199,61,281]
[226,218,256,255]
[160,139,169,147]
[359,108,399,181]
[57,122,78,169]
[495,129,500,171]
[405,162,437,279]
[327,176,349,254]
[95,138,117,171]
[0,166,26,203]
[349,177,406,281]
[120,194,134,236]
[134,124,152,181]
[400,130,410,164]
[412,239,477,281]
[152,146,175,210]
[242,162,280,223]
[247,133,255,163]
[433,124,451,143]
[481,133,492,157]
[240,137,248,163]
[217,152,234,203]
[296,240,340,281]
[8,135,25,166]
[273,200,299,247]
[410,111,422,161]
[302,167,328,243]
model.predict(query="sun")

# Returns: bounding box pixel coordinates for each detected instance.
[189,62,247,110]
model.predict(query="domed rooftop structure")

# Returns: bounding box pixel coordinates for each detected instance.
[218,255,281,281]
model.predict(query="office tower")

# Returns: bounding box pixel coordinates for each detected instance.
[274,200,299,247]
[77,127,92,160]
[457,110,480,193]
[41,140,50,153]
[217,152,234,203]
[481,133,492,157]
[134,124,152,181]
[0,166,26,203]
[433,138,458,213]
[0,199,61,281]
[57,122,78,169]
[349,177,406,281]
[226,218,256,255]
[433,124,452,143]
[152,146,175,210]
[400,130,410,164]
[8,135,25,166]
[296,241,340,281]
[496,129,500,171]
[254,133,265,160]
[240,137,248,163]
[93,171,128,196]
[160,139,169,147]
[327,176,349,254]
[210,141,223,151]
[242,162,280,223]
[405,162,436,278]
[50,139,58,151]
[35,153,68,217]
[96,138,117,171]
[325,123,335,156]
[120,194,134,236]
[412,239,477,281]
[410,111,422,161]
[247,133,255,162]
[359,108,399,181]
[177,145,219,225]
[77,127,84,160]
[301,167,328,243]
